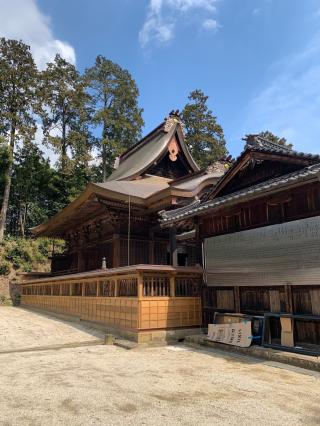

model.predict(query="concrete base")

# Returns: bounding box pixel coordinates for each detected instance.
[185,334,320,373]
[81,319,202,344]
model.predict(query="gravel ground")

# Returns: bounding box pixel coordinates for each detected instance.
[0,307,103,351]
[0,307,319,426]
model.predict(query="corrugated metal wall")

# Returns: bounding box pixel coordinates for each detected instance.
[204,215,320,287]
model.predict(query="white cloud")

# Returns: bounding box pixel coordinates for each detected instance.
[243,33,320,153]
[139,0,220,48]
[202,19,220,31]
[0,0,76,69]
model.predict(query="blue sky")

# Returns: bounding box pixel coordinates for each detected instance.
[2,0,320,157]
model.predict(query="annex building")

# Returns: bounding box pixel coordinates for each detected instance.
[161,135,320,350]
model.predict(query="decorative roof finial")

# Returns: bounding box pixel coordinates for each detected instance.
[164,109,185,133]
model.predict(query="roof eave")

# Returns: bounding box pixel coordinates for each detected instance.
[161,168,320,227]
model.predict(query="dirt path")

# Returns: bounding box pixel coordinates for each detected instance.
[0,307,319,425]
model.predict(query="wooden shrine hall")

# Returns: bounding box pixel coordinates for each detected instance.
[19,112,228,341]
[161,135,320,351]
[32,111,227,273]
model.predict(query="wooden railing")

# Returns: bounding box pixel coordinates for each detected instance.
[20,265,202,332]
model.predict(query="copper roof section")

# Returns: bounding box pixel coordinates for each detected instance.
[31,113,225,237]
[107,114,199,181]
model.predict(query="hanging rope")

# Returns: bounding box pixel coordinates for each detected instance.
[127,195,131,266]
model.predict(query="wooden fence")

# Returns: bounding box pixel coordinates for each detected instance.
[20,265,202,332]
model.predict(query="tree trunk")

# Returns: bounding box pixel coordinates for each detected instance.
[61,116,67,172]
[18,202,27,238]
[0,164,13,240]
[102,122,107,181]
[0,123,15,241]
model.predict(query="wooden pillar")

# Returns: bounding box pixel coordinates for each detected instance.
[149,231,155,264]
[234,286,241,312]
[96,281,100,297]
[82,282,85,297]
[170,275,175,297]
[114,279,118,297]
[112,234,121,268]
[169,226,178,267]
[137,274,143,299]
[78,250,86,272]
[69,283,72,296]
[284,285,293,314]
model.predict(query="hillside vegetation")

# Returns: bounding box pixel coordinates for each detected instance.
[0,237,64,277]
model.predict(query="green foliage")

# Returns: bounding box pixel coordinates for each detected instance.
[182,89,227,169]
[0,40,146,238]
[0,38,38,143]
[0,261,10,275]
[39,54,93,173]
[257,131,293,149]
[85,55,144,180]
[0,141,10,202]
[0,237,65,274]
[0,38,38,240]
[8,143,53,236]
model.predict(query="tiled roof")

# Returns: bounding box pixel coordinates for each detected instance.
[244,135,320,160]
[201,135,320,203]
[160,162,320,224]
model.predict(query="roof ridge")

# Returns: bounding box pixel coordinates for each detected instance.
[160,162,320,223]
[244,134,293,152]
[118,112,185,163]
[202,135,320,202]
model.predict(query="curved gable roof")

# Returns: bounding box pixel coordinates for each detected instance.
[107,116,199,181]
[203,135,320,201]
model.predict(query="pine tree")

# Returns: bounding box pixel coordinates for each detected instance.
[85,56,144,180]
[257,131,293,149]
[182,89,227,169]
[0,38,38,240]
[39,54,93,174]
[8,143,53,236]
[0,140,10,203]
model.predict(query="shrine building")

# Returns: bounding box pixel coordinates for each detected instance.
[19,112,228,342]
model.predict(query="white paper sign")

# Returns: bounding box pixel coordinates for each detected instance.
[207,321,252,348]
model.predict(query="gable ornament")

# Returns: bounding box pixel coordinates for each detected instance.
[168,138,179,161]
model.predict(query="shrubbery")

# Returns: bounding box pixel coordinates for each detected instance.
[0,237,65,275]
[0,261,10,275]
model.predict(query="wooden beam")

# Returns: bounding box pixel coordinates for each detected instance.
[77,250,86,272]
[170,275,176,297]
[137,274,143,299]
[284,285,293,314]
[112,234,121,268]
[149,231,155,264]
[234,286,241,312]
[169,227,178,267]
